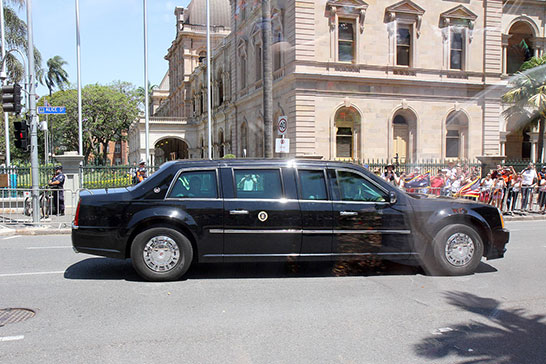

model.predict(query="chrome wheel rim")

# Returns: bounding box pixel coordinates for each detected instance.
[143,236,180,272]
[445,232,475,267]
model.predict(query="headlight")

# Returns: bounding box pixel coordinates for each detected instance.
[497,208,505,228]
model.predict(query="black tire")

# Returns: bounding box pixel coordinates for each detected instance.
[426,224,484,276]
[130,227,193,282]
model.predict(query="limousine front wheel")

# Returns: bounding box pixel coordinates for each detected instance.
[131,227,193,281]
[432,224,484,276]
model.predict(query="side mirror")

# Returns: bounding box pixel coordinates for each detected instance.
[389,191,397,205]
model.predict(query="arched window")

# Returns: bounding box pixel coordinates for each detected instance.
[507,22,535,74]
[392,109,418,162]
[218,129,225,158]
[272,9,283,71]
[445,111,469,159]
[218,73,224,105]
[199,51,206,64]
[393,115,409,163]
[241,122,248,157]
[200,136,205,159]
[335,107,360,159]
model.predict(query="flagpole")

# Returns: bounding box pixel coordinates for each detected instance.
[75,0,83,157]
[143,0,150,165]
[206,0,212,159]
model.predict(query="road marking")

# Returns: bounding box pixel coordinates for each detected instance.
[2,235,21,240]
[0,271,64,278]
[26,246,72,250]
[0,335,24,342]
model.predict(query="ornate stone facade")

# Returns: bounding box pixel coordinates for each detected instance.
[129,0,546,165]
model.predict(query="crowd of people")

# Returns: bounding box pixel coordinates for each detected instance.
[372,161,546,215]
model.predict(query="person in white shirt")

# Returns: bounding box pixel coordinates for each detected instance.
[520,163,537,211]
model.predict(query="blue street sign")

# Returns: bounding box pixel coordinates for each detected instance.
[37,106,66,114]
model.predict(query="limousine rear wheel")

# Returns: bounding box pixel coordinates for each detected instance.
[432,224,484,276]
[131,227,193,281]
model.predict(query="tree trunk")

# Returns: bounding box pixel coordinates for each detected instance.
[537,116,545,163]
[262,0,273,158]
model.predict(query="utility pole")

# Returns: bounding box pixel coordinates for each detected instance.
[262,0,273,158]
[26,0,39,223]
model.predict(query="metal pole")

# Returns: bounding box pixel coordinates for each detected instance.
[75,0,83,157]
[44,114,48,164]
[26,0,39,223]
[143,0,150,164]
[262,0,273,158]
[206,0,212,159]
[0,0,10,167]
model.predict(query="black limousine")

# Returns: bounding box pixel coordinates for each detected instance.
[72,159,509,281]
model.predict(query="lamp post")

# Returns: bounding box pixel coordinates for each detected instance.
[143,0,150,165]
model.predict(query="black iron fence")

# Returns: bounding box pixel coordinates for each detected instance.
[0,166,56,189]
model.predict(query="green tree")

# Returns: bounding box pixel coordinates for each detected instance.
[41,83,140,164]
[45,56,69,96]
[502,56,546,162]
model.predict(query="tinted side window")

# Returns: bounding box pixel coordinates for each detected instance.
[234,169,282,199]
[298,170,327,200]
[337,170,386,202]
[168,170,218,198]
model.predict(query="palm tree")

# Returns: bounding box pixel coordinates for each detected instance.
[502,56,546,162]
[45,56,69,96]
[1,0,43,83]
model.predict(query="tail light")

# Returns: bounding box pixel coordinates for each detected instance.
[73,200,81,228]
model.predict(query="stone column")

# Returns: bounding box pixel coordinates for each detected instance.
[54,151,84,209]
[477,155,505,178]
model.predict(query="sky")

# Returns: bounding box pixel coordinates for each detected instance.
[14,0,191,96]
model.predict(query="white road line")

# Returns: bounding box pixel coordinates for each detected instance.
[2,235,21,240]
[0,271,64,278]
[0,335,24,342]
[26,246,72,250]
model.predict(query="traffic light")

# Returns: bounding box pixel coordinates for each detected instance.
[2,83,22,114]
[13,121,29,150]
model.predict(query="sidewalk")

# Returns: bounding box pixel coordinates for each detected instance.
[0,213,72,236]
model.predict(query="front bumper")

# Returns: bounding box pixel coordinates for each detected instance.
[486,227,509,260]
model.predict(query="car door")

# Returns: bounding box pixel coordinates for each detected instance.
[165,168,224,261]
[330,168,411,256]
[296,168,333,258]
[222,167,302,261]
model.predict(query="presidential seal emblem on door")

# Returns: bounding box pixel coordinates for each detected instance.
[258,211,268,222]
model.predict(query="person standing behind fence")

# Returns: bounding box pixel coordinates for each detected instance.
[479,173,493,203]
[491,176,506,210]
[538,176,546,214]
[48,166,65,216]
[134,160,148,184]
[520,163,537,212]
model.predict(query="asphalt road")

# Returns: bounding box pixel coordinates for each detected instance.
[1,221,545,364]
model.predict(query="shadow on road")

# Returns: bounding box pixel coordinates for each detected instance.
[414,291,546,364]
[65,257,497,281]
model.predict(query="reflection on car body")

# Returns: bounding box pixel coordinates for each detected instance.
[72,159,509,281]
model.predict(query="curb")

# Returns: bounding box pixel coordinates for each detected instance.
[14,228,71,235]
[504,215,546,222]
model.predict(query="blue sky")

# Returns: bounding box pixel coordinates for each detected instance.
[15,0,190,96]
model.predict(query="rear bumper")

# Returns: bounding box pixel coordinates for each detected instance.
[72,227,127,259]
[486,227,509,260]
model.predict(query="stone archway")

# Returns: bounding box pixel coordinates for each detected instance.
[154,138,189,165]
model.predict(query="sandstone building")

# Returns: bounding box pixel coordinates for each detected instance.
[129,0,546,165]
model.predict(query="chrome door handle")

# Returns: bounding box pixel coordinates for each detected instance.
[230,210,249,215]
[340,211,358,216]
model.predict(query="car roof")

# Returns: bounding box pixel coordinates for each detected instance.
[166,158,363,169]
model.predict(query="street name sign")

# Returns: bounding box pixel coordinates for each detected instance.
[37,106,66,114]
